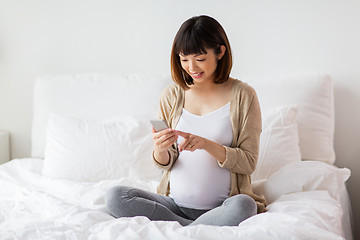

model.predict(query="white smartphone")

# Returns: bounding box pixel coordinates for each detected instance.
[150,119,169,132]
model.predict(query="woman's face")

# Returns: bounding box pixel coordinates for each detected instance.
[179,47,225,85]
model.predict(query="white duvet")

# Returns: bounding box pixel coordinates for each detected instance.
[0,159,349,240]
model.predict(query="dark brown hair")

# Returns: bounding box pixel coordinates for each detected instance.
[170,15,233,90]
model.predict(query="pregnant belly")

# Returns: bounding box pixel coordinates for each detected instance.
[169,150,231,209]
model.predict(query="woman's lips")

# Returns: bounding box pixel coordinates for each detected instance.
[191,72,204,78]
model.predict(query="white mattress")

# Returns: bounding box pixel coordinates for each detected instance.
[0,158,352,240]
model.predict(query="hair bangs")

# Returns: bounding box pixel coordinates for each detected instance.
[174,29,208,56]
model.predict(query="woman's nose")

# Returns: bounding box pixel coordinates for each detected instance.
[188,60,198,71]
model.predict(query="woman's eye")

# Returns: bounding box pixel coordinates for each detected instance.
[197,59,206,62]
[180,59,188,62]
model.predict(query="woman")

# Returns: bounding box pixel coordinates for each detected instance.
[105,15,266,226]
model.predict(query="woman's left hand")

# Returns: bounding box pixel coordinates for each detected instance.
[176,130,207,152]
[177,130,227,163]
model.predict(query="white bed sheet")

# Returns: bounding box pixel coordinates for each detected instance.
[0,158,351,240]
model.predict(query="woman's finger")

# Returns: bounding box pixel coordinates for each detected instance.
[158,132,175,145]
[187,138,196,150]
[179,134,202,152]
[160,135,177,148]
[179,137,192,152]
[154,129,178,151]
[176,130,189,138]
[153,128,174,140]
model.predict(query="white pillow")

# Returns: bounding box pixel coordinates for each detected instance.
[42,114,162,182]
[32,73,172,159]
[252,161,351,204]
[251,105,301,181]
[247,73,335,164]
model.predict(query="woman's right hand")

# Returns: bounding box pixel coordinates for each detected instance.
[152,127,178,165]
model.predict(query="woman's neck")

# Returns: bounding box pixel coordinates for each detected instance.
[189,78,234,95]
[183,78,234,116]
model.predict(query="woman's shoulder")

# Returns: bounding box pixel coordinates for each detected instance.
[231,78,257,97]
[160,83,184,102]
[162,83,181,94]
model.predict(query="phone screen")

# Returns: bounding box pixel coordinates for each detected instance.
[150,120,169,132]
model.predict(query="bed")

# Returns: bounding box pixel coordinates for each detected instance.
[0,73,353,240]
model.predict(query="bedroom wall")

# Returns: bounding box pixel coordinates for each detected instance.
[0,0,359,238]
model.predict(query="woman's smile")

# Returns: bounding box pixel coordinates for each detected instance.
[190,72,204,78]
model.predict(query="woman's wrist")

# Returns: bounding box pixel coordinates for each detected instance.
[203,138,226,163]
[153,149,170,166]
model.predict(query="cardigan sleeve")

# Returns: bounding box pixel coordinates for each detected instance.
[152,85,179,170]
[218,87,262,175]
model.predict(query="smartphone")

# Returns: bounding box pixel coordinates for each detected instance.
[150,119,169,132]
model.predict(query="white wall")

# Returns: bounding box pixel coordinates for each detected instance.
[0,0,359,238]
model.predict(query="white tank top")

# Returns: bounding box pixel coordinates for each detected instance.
[170,102,232,209]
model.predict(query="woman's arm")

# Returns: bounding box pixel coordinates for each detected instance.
[219,132,260,175]
[219,91,262,175]
[176,128,260,175]
[152,127,178,166]
[152,85,181,170]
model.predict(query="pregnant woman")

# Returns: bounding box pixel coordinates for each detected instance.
[105,15,266,226]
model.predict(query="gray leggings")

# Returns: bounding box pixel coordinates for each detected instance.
[105,186,257,226]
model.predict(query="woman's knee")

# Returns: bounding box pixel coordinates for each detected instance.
[224,194,257,216]
[105,186,131,203]
[105,185,133,217]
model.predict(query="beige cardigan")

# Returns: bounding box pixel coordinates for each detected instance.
[153,80,267,213]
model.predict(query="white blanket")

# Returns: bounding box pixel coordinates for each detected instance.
[0,159,347,240]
